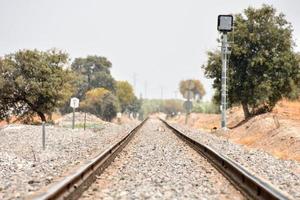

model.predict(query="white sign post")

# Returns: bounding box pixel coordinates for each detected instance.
[42,121,46,150]
[117,112,122,124]
[70,97,79,129]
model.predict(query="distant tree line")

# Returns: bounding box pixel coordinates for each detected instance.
[141,99,184,117]
[0,51,141,123]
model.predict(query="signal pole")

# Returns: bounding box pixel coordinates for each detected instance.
[217,15,233,130]
[221,34,228,129]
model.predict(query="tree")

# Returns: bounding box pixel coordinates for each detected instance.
[179,79,206,100]
[288,52,300,99]
[140,99,163,117]
[116,81,135,112]
[72,55,112,75]
[100,92,118,121]
[0,49,74,122]
[203,5,300,119]
[161,99,184,117]
[127,96,142,114]
[80,88,118,121]
[71,55,116,99]
[140,99,184,118]
[59,55,117,114]
[192,101,220,114]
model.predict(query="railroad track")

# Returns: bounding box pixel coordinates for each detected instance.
[160,119,290,200]
[32,117,290,200]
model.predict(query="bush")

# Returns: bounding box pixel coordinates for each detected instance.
[192,101,220,114]
[80,88,118,121]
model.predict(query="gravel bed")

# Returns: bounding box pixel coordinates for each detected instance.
[169,123,300,199]
[80,118,244,200]
[55,112,105,127]
[0,121,138,200]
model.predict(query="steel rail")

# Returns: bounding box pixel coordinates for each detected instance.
[160,118,291,200]
[32,118,148,200]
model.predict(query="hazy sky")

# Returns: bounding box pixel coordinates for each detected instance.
[1,0,299,100]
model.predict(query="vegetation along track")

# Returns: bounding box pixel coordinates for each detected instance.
[33,117,290,200]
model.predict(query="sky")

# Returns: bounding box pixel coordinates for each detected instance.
[1,0,299,100]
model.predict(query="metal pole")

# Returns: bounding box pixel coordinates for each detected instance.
[84,71,90,131]
[133,73,137,93]
[221,33,228,130]
[84,112,86,130]
[72,108,75,129]
[42,121,45,150]
[84,65,93,130]
[144,81,147,99]
[185,80,192,125]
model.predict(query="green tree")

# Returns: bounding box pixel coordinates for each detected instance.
[161,99,184,117]
[71,55,116,99]
[80,88,118,121]
[127,96,142,114]
[0,49,74,122]
[60,55,117,114]
[116,81,135,112]
[288,52,300,99]
[140,99,162,117]
[179,79,206,100]
[140,99,184,118]
[203,5,300,119]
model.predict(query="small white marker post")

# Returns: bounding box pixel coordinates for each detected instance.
[84,112,87,130]
[42,121,46,150]
[70,97,79,129]
[117,112,122,124]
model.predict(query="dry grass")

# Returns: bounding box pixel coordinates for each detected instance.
[172,99,300,162]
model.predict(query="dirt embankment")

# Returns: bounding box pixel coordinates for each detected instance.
[171,100,300,162]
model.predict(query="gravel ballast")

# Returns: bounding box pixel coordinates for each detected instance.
[80,118,245,200]
[0,121,138,200]
[170,123,300,199]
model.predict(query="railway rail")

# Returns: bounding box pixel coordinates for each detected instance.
[32,117,290,200]
[160,119,290,200]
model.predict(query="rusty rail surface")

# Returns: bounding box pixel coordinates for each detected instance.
[160,118,290,200]
[32,118,148,200]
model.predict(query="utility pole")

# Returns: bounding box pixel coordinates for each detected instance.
[133,73,137,94]
[185,80,193,124]
[160,86,164,100]
[144,81,147,99]
[174,90,178,99]
[217,15,233,130]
